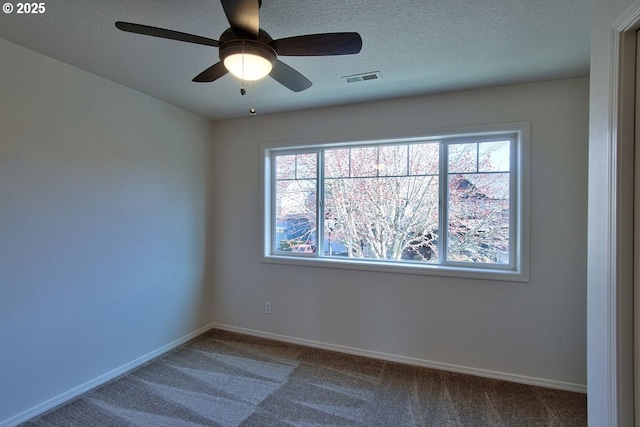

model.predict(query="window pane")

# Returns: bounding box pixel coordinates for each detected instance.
[325,148,350,178]
[275,155,296,180]
[409,143,439,175]
[351,147,378,177]
[479,141,510,172]
[324,174,439,261]
[447,172,510,264]
[274,153,317,253]
[378,145,408,176]
[448,143,478,173]
[296,153,317,179]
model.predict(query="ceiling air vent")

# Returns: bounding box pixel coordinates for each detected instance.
[342,71,382,84]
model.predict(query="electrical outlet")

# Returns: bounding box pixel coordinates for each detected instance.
[264,301,272,314]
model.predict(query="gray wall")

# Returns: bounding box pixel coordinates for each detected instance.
[211,77,589,391]
[0,38,215,423]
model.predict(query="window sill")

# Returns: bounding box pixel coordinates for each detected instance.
[261,254,529,282]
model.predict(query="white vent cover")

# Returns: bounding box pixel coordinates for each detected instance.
[342,71,382,83]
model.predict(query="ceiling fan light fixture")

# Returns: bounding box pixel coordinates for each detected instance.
[115,0,363,92]
[224,52,273,80]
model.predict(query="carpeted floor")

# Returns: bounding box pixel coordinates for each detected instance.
[21,329,587,426]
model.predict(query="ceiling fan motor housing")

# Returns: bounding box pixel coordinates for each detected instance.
[218,28,277,67]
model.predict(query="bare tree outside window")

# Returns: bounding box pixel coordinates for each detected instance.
[446,141,510,264]
[323,143,440,261]
[271,133,516,269]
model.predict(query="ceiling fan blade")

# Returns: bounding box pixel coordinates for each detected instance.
[274,33,362,56]
[220,0,260,39]
[270,60,312,92]
[115,22,219,47]
[192,62,229,82]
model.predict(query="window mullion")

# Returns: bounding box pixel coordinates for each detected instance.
[510,136,518,268]
[439,141,447,265]
[406,144,410,175]
[317,149,324,258]
[270,154,278,253]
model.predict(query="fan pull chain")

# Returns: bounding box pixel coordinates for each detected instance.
[250,80,256,115]
[240,41,246,96]
[236,40,256,115]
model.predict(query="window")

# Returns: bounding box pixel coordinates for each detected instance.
[262,123,529,280]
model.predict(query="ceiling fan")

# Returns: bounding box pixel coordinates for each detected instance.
[115,0,363,92]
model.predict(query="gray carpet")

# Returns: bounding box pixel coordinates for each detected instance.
[21,329,587,426]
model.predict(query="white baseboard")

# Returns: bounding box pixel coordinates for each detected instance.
[212,323,587,394]
[1,323,216,427]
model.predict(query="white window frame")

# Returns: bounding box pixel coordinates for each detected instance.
[261,122,530,282]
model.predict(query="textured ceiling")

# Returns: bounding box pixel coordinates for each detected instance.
[0,0,591,120]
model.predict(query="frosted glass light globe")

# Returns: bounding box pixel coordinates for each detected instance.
[223,53,273,81]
